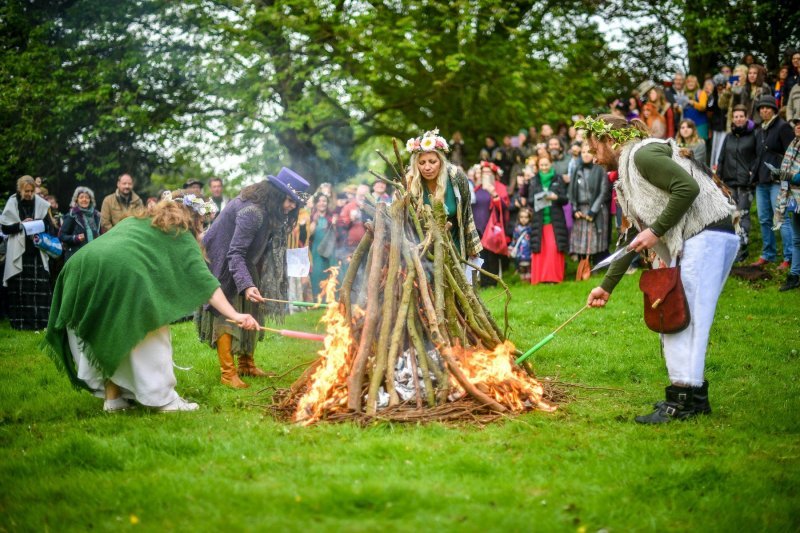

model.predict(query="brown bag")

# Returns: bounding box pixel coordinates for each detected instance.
[638,265,691,333]
[575,223,592,281]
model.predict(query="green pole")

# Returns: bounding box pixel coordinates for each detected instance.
[515,333,555,365]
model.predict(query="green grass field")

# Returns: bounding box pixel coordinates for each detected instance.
[1,265,798,532]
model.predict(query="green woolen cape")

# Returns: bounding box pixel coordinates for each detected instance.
[43,216,220,390]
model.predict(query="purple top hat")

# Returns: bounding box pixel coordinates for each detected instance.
[267,167,310,204]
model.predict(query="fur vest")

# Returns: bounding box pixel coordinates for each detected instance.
[617,138,735,264]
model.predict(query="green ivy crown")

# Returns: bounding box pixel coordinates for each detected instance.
[574,116,648,148]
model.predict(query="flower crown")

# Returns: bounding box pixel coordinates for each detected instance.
[406,128,449,154]
[574,116,648,148]
[479,160,503,176]
[161,191,218,217]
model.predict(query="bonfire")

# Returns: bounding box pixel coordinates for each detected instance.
[273,142,557,425]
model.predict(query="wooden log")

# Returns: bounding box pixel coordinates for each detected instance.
[347,203,388,412]
[367,202,404,415]
[403,241,445,346]
[444,267,496,347]
[340,229,373,324]
[385,263,417,406]
[407,308,439,407]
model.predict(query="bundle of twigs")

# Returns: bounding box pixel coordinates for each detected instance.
[272,140,553,425]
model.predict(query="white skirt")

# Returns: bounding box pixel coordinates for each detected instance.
[67,326,179,408]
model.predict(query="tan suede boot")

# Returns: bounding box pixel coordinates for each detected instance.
[238,354,269,377]
[216,334,248,389]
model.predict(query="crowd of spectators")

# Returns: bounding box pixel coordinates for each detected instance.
[3,51,800,330]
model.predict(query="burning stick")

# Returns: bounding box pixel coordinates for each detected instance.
[225,320,326,342]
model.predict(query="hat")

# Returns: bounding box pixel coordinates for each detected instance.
[183,178,204,189]
[636,79,657,97]
[267,167,310,204]
[755,95,778,112]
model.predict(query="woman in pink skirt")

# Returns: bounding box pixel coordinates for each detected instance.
[527,157,569,284]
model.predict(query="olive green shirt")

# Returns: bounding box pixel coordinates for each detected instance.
[601,143,733,293]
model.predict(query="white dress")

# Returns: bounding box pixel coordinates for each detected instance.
[67,326,179,407]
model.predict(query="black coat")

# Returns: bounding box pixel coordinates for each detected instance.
[754,118,795,184]
[59,208,101,260]
[718,125,758,187]
[527,172,569,253]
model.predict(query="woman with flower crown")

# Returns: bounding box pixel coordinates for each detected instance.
[581,114,738,425]
[406,129,483,260]
[44,191,259,413]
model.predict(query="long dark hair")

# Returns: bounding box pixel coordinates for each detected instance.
[240,179,299,230]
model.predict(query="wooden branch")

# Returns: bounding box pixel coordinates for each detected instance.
[340,229,373,324]
[367,202,404,415]
[347,203,388,412]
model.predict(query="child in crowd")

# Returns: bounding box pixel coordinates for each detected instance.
[510,207,533,281]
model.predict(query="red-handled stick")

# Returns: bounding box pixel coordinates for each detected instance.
[226,320,325,342]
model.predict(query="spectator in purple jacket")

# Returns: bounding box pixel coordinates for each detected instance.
[196,167,310,389]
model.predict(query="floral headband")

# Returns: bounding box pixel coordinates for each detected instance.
[406,128,449,154]
[574,116,648,148]
[161,191,219,217]
[479,160,502,176]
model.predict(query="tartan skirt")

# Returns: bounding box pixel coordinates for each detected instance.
[569,204,610,256]
[6,253,52,330]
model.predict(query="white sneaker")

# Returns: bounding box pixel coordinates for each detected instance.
[103,398,136,412]
[157,397,199,412]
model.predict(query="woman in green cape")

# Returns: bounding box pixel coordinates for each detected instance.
[44,191,259,412]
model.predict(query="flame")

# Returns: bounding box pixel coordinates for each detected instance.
[444,341,556,412]
[294,268,353,424]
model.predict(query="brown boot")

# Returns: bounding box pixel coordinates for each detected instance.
[238,354,269,377]
[216,334,248,389]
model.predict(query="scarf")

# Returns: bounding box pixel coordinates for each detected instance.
[79,208,96,242]
[0,194,51,285]
[539,168,555,224]
[259,224,289,324]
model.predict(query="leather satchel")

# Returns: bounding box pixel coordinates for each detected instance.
[638,265,690,334]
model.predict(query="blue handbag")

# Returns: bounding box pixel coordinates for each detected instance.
[32,232,63,258]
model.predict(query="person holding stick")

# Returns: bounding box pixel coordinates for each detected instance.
[43,191,259,412]
[196,168,310,389]
[580,115,738,424]
[406,128,482,260]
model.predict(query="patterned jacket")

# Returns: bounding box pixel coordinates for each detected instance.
[447,164,482,259]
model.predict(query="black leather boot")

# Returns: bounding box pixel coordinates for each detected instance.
[691,380,711,415]
[636,385,697,424]
[652,380,711,414]
[779,274,799,292]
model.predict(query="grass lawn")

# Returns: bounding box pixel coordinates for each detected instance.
[1,264,798,532]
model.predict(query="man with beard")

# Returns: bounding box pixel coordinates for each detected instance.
[100,174,144,233]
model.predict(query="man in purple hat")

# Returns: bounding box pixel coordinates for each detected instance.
[196,167,310,389]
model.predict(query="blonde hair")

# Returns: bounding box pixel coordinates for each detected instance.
[685,75,699,91]
[16,175,35,193]
[407,151,448,204]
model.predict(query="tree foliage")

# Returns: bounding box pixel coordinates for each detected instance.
[2,0,794,201]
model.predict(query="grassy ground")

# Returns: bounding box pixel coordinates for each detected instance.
[0,263,798,532]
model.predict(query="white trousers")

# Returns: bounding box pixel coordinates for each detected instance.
[663,230,740,387]
[67,326,179,407]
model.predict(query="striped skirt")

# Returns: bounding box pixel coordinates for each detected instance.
[6,253,51,330]
[569,205,610,256]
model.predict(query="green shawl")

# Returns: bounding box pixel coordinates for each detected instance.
[43,216,220,389]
